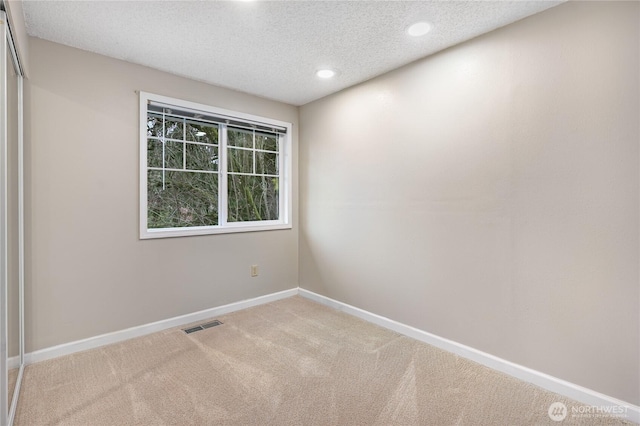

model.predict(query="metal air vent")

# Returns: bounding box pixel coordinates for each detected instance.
[183,320,223,334]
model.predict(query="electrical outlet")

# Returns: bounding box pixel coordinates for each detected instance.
[251,265,259,277]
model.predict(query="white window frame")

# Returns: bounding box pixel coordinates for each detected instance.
[139,92,292,239]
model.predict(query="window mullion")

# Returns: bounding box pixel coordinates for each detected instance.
[219,124,228,227]
[279,134,285,223]
[161,110,166,190]
[182,117,186,170]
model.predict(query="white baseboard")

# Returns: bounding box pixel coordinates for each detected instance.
[7,355,19,370]
[25,288,298,365]
[298,288,640,424]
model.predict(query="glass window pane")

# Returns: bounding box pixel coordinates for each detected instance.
[227,175,279,222]
[164,118,184,139]
[146,114,184,140]
[147,170,218,228]
[256,152,278,176]
[228,147,253,173]
[186,121,218,144]
[228,128,253,148]
[147,113,163,137]
[165,141,183,169]
[186,143,218,171]
[255,133,278,152]
[147,139,162,168]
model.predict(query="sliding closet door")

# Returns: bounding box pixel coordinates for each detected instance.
[5,13,18,418]
[0,11,8,426]
[0,8,23,426]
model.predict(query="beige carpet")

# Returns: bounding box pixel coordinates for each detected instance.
[14,296,632,425]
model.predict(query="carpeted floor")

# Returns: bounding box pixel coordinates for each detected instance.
[14,296,632,425]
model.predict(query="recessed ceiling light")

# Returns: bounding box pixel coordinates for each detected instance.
[316,69,336,79]
[407,22,432,37]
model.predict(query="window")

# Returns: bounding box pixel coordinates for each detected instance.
[139,92,292,239]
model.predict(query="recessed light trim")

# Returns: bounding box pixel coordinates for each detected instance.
[407,21,432,37]
[316,69,336,79]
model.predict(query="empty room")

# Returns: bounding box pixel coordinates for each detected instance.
[0,0,638,425]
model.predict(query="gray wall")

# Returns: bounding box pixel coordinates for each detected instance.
[25,38,299,352]
[299,1,639,405]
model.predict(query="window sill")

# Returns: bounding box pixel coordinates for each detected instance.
[140,222,292,240]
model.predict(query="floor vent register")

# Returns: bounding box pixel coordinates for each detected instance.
[183,320,223,334]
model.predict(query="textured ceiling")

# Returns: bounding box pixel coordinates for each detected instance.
[22,1,563,106]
